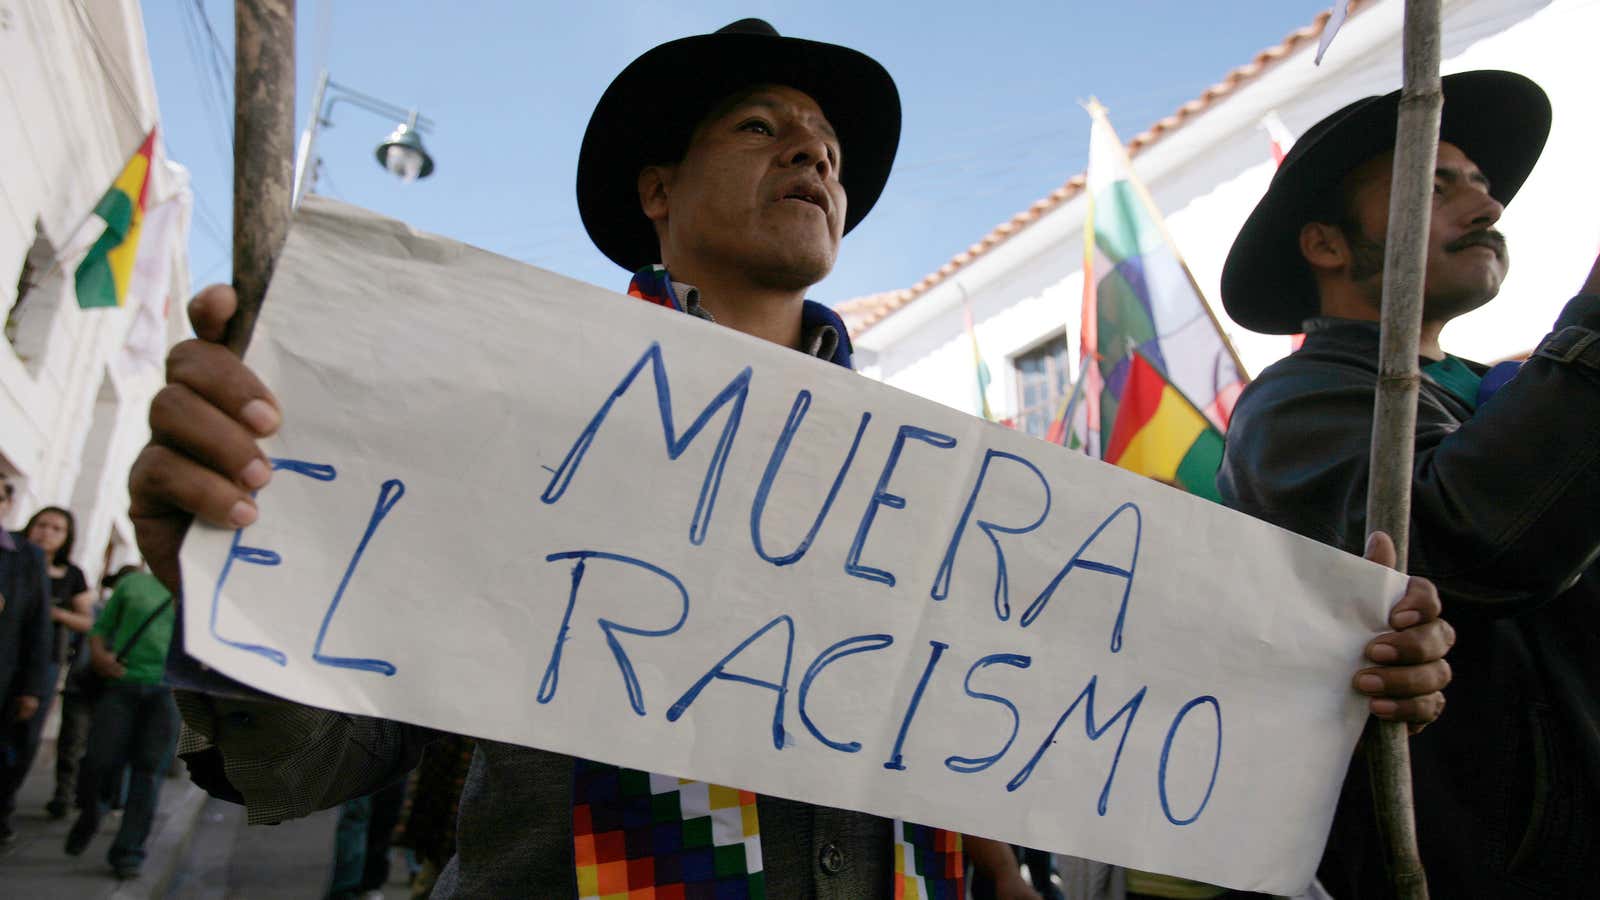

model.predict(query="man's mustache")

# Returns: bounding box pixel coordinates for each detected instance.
[1445,229,1508,261]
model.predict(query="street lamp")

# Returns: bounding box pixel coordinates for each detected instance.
[292,69,437,207]
[376,116,433,182]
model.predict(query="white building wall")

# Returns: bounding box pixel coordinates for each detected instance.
[856,0,1599,428]
[0,1,192,585]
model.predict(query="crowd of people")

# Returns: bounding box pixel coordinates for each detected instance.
[0,477,184,879]
[0,479,476,896]
[128,17,1547,900]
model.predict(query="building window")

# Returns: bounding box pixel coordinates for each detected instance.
[1013,332,1073,439]
[6,220,64,369]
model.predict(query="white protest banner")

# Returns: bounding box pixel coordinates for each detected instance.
[180,197,1402,894]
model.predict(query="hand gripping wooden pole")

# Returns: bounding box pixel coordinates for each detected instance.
[1363,1,1442,897]
[224,0,296,357]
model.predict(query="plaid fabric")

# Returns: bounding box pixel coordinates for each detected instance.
[894,822,964,900]
[574,268,964,899]
[573,759,764,899]
[393,733,476,865]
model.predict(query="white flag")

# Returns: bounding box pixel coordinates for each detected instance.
[1315,2,1352,66]
[115,193,185,376]
[1260,111,1297,165]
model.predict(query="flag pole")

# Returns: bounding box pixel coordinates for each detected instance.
[957,282,996,422]
[1088,103,1252,382]
[1077,101,1103,457]
[1363,1,1440,897]
[224,0,296,356]
[1053,353,1092,451]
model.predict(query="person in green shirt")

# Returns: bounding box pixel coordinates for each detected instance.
[63,570,177,881]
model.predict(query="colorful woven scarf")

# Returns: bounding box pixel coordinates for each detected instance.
[568,267,965,899]
[627,264,685,312]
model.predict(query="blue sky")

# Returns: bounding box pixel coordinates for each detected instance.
[142,1,1334,305]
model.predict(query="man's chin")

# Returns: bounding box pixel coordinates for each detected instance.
[1426,284,1501,322]
[752,248,836,292]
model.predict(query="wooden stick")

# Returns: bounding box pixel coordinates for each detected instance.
[1054,352,1092,450]
[224,0,296,357]
[1364,1,1441,897]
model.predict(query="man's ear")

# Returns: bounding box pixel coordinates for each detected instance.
[1299,221,1347,274]
[638,165,672,225]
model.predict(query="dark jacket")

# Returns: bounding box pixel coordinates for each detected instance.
[1219,296,1600,899]
[0,531,52,703]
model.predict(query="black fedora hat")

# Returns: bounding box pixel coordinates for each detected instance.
[1221,70,1551,335]
[577,18,901,274]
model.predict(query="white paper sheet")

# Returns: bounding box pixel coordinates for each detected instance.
[179,196,1403,894]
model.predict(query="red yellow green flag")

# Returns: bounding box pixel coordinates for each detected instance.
[75,128,157,309]
[1103,352,1224,501]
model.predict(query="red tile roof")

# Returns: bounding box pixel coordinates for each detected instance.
[844,1,1371,337]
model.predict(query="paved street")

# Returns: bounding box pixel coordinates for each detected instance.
[166,798,409,900]
[0,740,408,898]
[0,741,204,899]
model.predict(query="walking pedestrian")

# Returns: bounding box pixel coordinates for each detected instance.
[21,506,95,819]
[63,569,178,881]
[325,777,408,899]
[0,476,53,845]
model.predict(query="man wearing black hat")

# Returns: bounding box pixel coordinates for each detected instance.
[129,20,1452,898]
[132,21,992,899]
[1219,70,1600,898]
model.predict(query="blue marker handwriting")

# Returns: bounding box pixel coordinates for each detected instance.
[208,344,1224,827]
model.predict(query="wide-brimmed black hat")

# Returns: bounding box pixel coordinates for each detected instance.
[577,18,901,273]
[1221,70,1551,335]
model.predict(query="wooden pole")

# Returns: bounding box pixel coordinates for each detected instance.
[1364,1,1441,897]
[225,0,296,357]
[1055,352,1093,450]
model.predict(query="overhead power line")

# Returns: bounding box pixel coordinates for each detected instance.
[191,0,234,133]
[67,0,145,132]
[178,0,233,155]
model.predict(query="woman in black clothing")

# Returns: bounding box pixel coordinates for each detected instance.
[23,507,92,819]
